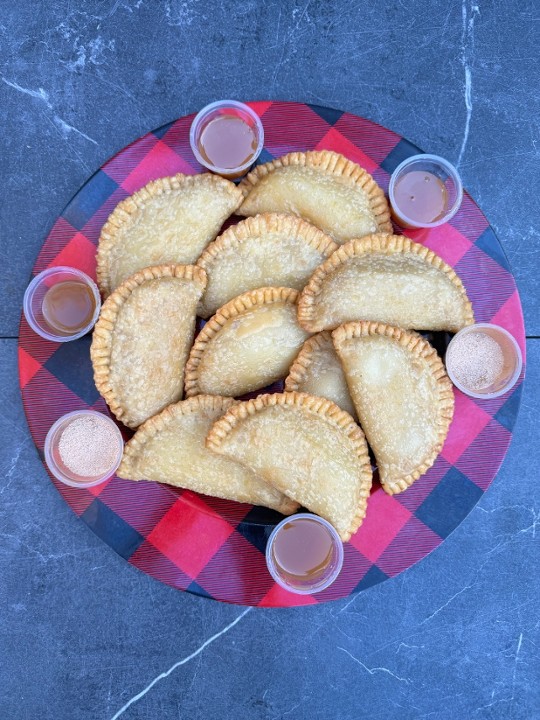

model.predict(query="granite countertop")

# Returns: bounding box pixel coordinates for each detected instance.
[1,2,539,718]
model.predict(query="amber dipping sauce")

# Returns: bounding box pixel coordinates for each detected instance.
[198,115,258,174]
[393,170,448,225]
[42,281,97,335]
[271,518,334,581]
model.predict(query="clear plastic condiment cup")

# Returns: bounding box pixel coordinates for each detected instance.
[388,153,463,229]
[189,100,264,179]
[44,410,124,488]
[265,513,344,595]
[445,323,523,400]
[23,266,101,342]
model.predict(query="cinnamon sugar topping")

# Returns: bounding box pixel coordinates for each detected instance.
[447,331,504,391]
[59,415,120,478]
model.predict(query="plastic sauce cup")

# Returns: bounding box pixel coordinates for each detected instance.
[189,100,264,179]
[445,323,523,400]
[389,153,463,229]
[23,266,101,342]
[44,410,124,488]
[265,514,344,595]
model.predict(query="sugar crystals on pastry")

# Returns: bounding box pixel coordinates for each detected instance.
[206,392,372,540]
[97,173,243,297]
[91,264,206,428]
[197,213,338,318]
[298,234,474,333]
[185,287,310,398]
[237,151,391,244]
[285,332,357,419]
[333,321,454,494]
[118,395,298,514]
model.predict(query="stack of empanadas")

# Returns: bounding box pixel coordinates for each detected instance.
[90,149,474,541]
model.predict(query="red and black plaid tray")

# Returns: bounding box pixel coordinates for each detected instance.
[18,102,525,607]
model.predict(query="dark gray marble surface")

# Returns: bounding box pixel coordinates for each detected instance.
[1,1,539,719]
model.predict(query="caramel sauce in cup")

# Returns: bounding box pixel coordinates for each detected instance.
[42,281,97,336]
[389,154,463,229]
[190,100,264,179]
[265,514,344,594]
[198,115,258,174]
[392,170,448,226]
[23,267,101,342]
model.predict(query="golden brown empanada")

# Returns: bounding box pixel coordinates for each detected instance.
[298,234,474,333]
[117,395,298,514]
[196,213,338,318]
[184,287,310,398]
[91,264,206,428]
[285,332,357,419]
[97,173,243,296]
[206,392,372,540]
[237,151,391,244]
[333,321,454,494]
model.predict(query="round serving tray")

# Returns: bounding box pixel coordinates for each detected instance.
[19,101,525,607]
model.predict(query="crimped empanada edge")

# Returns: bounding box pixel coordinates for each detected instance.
[332,320,455,495]
[237,150,392,234]
[96,172,243,297]
[298,233,475,332]
[184,286,301,398]
[118,393,298,515]
[196,213,339,317]
[90,263,207,429]
[284,331,335,392]
[197,213,338,271]
[118,394,236,479]
[205,390,373,541]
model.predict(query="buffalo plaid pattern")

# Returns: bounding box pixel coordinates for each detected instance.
[19,102,525,607]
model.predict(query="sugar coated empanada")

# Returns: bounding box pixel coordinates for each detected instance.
[118,395,298,514]
[91,264,206,428]
[206,392,372,540]
[298,234,474,333]
[97,173,243,296]
[285,332,357,419]
[333,321,454,494]
[237,151,391,244]
[197,213,338,318]
[185,287,310,398]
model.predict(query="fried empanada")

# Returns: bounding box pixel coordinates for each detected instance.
[237,151,391,244]
[333,322,454,494]
[184,287,310,398]
[91,264,206,428]
[285,332,357,419]
[97,173,243,296]
[206,392,372,540]
[117,395,298,514]
[298,234,474,333]
[196,213,338,318]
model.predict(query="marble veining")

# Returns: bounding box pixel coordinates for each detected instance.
[109,608,252,719]
[1,76,98,145]
[338,647,412,685]
[1,1,539,717]
[457,0,479,167]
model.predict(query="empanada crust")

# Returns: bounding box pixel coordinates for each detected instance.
[97,173,243,296]
[118,395,298,514]
[91,264,206,428]
[333,321,454,494]
[298,234,474,333]
[185,287,310,398]
[285,332,357,419]
[197,213,338,318]
[206,392,373,540]
[237,151,391,244]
